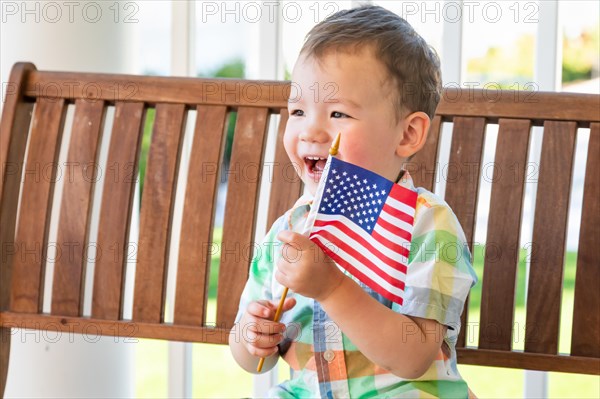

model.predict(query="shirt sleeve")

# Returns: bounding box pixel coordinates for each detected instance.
[233,214,286,324]
[392,203,478,331]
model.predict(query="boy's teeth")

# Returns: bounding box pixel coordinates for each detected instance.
[306,156,326,160]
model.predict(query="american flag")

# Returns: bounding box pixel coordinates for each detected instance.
[305,157,418,304]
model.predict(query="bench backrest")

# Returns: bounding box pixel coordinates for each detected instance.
[1,63,598,395]
[409,87,599,375]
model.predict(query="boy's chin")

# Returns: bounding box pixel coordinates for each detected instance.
[301,178,319,197]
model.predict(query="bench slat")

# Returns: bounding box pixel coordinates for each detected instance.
[1,310,598,374]
[456,347,599,375]
[10,98,67,313]
[133,104,187,323]
[24,70,290,109]
[51,100,105,317]
[174,105,228,326]
[0,63,35,397]
[437,89,600,125]
[571,122,600,358]
[444,117,486,348]
[408,115,441,192]
[525,121,577,354]
[267,109,303,230]
[0,63,35,313]
[217,107,270,329]
[92,102,145,320]
[478,119,531,350]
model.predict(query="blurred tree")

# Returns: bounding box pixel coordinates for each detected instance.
[562,25,599,83]
[466,34,535,88]
[466,24,599,88]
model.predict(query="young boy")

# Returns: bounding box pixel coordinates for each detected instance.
[229,5,477,398]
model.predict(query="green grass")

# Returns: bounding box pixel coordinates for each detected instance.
[135,242,599,398]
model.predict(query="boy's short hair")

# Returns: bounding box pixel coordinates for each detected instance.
[299,4,442,121]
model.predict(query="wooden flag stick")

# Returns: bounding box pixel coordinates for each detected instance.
[256,132,341,373]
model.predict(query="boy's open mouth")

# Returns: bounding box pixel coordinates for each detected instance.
[304,156,327,181]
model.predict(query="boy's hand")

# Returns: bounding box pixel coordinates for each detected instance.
[239,298,296,358]
[275,231,345,302]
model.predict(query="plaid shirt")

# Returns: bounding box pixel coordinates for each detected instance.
[235,171,478,398]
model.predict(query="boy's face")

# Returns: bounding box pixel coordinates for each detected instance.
[284,48,409,196]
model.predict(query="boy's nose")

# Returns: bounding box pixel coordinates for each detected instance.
[298,122,330,144]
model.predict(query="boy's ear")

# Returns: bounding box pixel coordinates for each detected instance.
[395,111,430,158]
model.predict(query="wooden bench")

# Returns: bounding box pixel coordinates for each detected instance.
[1,62,598,396]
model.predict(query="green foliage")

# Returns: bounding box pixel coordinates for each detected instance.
[563,25,599,83]
[466,34,535,88]
[138,108,155,200]
[466,25,599,87]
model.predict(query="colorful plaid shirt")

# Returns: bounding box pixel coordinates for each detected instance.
[235,171,478,398]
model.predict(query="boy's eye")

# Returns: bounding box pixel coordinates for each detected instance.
[290,109,304,116]
[331,111,349,118]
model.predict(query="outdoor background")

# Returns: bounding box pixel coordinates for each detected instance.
[1,0,598,398]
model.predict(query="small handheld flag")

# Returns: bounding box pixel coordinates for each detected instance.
[256,133,342,373]
[304,154,418,304]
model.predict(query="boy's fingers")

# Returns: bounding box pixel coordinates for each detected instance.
[248,300,279,318]
[281,297,296,312]
[277,231,310,250]
[246,344,278,358]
